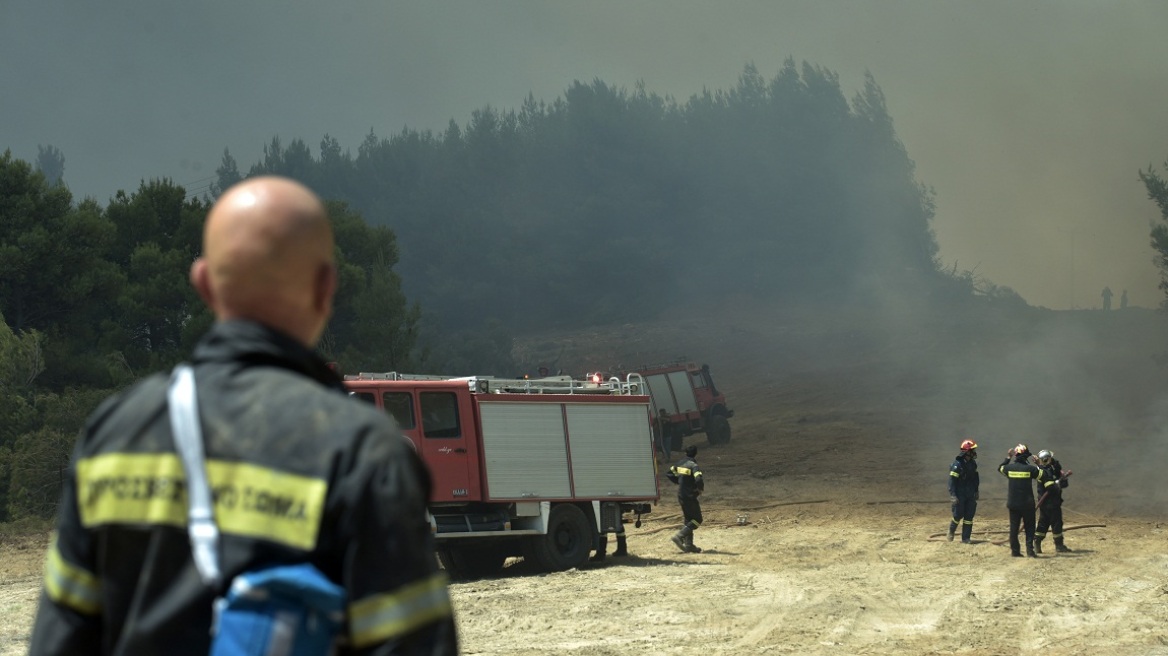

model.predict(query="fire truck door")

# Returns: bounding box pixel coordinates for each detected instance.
[417,390,476,502]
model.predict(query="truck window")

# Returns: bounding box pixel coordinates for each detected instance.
[420,392,461,439]
[382,392,416,429]
[690,372,707,389]
[350,391,375,405]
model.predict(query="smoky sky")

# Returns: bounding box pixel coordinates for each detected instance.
[3,1,1167,310]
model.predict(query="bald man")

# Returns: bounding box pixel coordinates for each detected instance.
[30,177,458,655]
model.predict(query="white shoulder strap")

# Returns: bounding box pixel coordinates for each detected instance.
[168,364,222,586]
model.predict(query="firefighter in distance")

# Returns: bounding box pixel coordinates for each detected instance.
[1034,449,1072,554]
[668,445,705,553]
[947,439,980,543]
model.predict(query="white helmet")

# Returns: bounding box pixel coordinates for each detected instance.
[1037,450,1054,465]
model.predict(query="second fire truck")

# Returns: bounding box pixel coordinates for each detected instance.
[588,361,733,450]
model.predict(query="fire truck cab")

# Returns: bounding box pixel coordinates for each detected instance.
[344,372,660,580]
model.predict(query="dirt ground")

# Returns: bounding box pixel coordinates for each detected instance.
[3,300,1168,655]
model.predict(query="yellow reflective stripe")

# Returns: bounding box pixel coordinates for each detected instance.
[77,453,188,528]
[693,472,703,480]
[950,471,960,477]
[76,453,327,551]
[1043,480,1058,488]
[206,460,327,551]
[672,467,693,476]
[349,573,453,647]
[43,535,101,615]
[1007,471,1033,479]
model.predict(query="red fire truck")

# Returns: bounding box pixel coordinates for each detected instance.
[344,372,660,580]
[627,361,733,448]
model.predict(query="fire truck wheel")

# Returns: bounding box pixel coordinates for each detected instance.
[525,504,592,572]
[436,545,508,582]
[706,415,732,445]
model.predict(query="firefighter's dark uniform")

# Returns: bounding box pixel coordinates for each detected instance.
[998,454,1049,557]
[29,320,458,656]
[668,452,704,553]
[1035,458,1070,553]
[947,452,979,543]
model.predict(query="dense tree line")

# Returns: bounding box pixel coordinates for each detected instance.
[0,153,425,520]
[219,61,949,333]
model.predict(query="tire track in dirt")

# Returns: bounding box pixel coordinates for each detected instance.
[0,576,40,656]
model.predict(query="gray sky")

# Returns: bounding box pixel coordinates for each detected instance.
[3,1,1166,310]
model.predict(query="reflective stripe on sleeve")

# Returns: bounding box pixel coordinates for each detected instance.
[348,573,454,647]
[950,471,961,477]
[43,536,101,615]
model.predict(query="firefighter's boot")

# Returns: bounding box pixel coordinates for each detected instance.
[612,534,628,557]
[1054,537,1072,553]
[1033,536,1043,554]
[1026,541,1037,558]
[671,528,690,553]
[684,532,702,554]
[590,535,608,562]
[947,522,956,542]
[960,523,973,544]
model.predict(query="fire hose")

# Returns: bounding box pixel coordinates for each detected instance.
[926,523,1107,544]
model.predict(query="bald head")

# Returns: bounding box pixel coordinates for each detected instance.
[191,176,336,347]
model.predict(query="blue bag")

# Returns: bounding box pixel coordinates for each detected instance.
[211,563,346,656]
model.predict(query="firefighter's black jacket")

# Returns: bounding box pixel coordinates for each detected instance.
[668,457,704,499]
[998,456,1053,510]
[948,454,979,499]
[29,320,458,656]
[1037,459,1068,507]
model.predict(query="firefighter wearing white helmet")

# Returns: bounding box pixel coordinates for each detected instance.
[998,443,1053,557]
[1034,449,1072,554]
[947,439,980,543]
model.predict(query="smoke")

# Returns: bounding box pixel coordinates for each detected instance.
[3,2,1167,307]
[910,306,1168,517]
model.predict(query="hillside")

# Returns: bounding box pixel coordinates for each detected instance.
[3,298,1167,655]
[475,297,1168,655]
[516,297,1168,516]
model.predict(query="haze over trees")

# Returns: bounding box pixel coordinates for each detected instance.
[1140,161,1168,306]
[35,145,65,187]
[4,61,1007,520]
[223,62,957,332]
